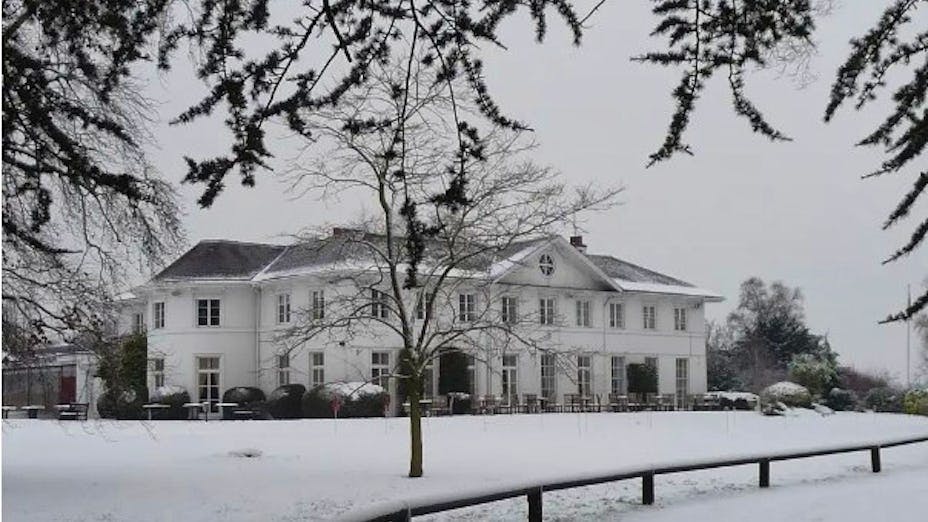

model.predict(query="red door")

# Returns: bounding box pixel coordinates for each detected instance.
[59,366,76,404]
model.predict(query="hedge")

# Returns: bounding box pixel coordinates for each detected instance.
[268,384,306,419]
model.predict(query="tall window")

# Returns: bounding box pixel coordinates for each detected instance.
[196,299,221,327]
[310,352,325,388]
[277,294,291,324]
[371,289,389,319]
[501,354,518,405]
[674,307,687,331]
[415,290,425,320]
[645,356,659,392]
[642,305,656,330]
[152,302,165,329]
[611,356,626,395]
[540,353,557,401]
[196,356,221,410]
[675,358,689,408]
[467,355,477,396]
[149,358,165,388]
[312,290,325,320]
[539,297,556,325]
[371,351,390,385]
[501,296,518,324]
[422,362,434,399]
[458,293,476,322]
[575,300,591,327]
[609,302,624,329]
[133,312,145,334]
[577,355,592,397]
[277,353,290,386]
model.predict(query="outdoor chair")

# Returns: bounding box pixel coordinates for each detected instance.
[659,394,676,411]
[429,395,449,416]
[563,393,580,413]
[522,394,539,414]
[704,394,722,411]
[609,394,629,412]
[479,395,499,415]
[542,395,561,413]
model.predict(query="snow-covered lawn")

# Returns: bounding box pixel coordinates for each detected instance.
[3,411,928,521]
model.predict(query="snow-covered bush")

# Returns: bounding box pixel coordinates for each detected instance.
[150,385,190,420]
[903,389,928,416]
[760,382,812,409]
[864,386,903,412]
[824,388,856,411]
[788,353,838,398]
[267,384,306,419]
[302,382,388,418]
[222,387,267,419]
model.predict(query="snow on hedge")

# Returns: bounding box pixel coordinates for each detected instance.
[150,385,188,401]
[323,381,386,398]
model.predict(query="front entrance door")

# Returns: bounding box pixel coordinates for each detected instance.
[58,365,76,404]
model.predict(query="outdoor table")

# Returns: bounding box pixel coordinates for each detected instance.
[22,405,44,419]
[183,402,205,421]
[2,406,17,419]
[142,403,170,421]
[216,402,239,420]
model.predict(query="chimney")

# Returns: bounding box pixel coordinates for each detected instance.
[569,235,587,253]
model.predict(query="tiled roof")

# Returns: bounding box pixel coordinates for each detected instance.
[585,254,694,287]
[152,240,286,281]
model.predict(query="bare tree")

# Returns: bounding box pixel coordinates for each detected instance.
[3,1,184,349]
[274,56,620,477]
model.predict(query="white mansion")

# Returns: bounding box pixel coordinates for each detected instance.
[122,231,722,413]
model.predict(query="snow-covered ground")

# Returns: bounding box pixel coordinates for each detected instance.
[3,411,928,521]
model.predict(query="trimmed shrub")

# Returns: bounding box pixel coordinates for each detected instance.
[222,387,267,419]
[824,388,856,412]
[788,353,838,398]
[448,392,472,415]
[864,386,903,413]
[627,364,658,396]
[302,382,388,418]
[150,385,191,420]
[96,390,117,419]
[268,384,306,419]
[760,381,812,409]
[903,389,928,416]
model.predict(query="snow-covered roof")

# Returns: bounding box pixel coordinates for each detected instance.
[147,231,722,301]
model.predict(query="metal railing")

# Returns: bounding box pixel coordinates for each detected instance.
[350,434,928,522]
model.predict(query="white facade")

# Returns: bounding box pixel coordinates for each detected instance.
[128,235,722,413]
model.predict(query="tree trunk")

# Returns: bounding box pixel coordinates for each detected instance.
[408,373,423,478]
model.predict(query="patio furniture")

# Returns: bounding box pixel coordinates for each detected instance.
[541,396,561,413]
[429,396,449,416]
[609,394,629,412]
[522,394,540,414]
[141,403,170,421]
[2,406,18,419]
[478,395,499,414]
[659,394,676,411]
[22,405,44,419]
[703,394,722,411]
[183,402,206,421]
[56,403,89,421]
[563,393,580,413]
[216,402,239,420]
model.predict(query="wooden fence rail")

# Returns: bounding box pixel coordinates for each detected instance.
[356,434,928,522]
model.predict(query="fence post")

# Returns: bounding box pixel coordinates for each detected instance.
[642,472,655,505]
[527,487,543,522]
[759,459,770,488]
[871,446,881,473]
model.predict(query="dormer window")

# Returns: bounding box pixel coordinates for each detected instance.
[539,253,555,276]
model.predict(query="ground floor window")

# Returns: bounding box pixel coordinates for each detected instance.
[611,356,625,395]
[540,353,556,401]
[371,351,390,386]
[149,358,165,389]
[277,354,290,386]
[502,354,518,405]
[675,358,689,408]
[645,356,659,392]
[467,355,477,396]
[196,356,220,410]
[577,355,592,397]
[422,362,434,399]
[310,352,325,388]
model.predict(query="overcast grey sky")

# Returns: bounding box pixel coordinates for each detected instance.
[144,2,925,380]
